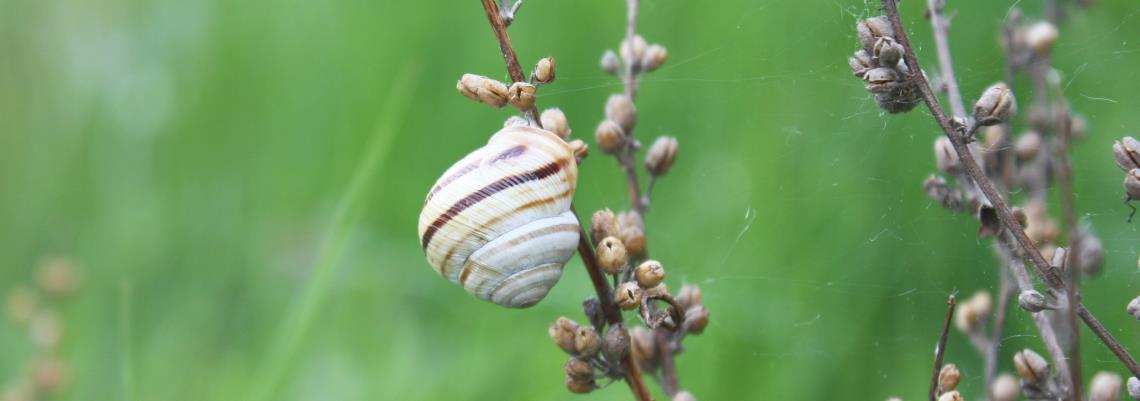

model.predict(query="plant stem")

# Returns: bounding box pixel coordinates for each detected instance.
[479,0,540,126]
[618,0,646,215]
[926,0,966,119]
[929,295,956,401]
[881,0,1140,378]
[986,265,1013,401]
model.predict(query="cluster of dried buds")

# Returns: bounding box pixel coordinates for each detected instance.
[2,257,79,401]
[1113,137,1140,219]
[848,16,922,113]
[457,56,555,111]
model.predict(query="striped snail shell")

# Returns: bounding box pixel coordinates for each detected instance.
[418,125,580,308]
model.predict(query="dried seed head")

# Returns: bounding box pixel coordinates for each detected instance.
[616,211,647,260]
[565,358,593,382]
[1125,169,1140,200]
[596,236,629,275]
[850,50,875,77]
[1012,207,1029,228]
[645,282,668,298]
[937,391,964,401]
[863,67,900,93]
[1078,232,1105,276]
[1114,137,1140,172]
[630,326,657,369]
[1129,296,1140,320]
[673,391,697,401]
[1070,114,1088,139]
[1091,371,1124,401]
[857,16,894,50]
[457,74,509,108]
[534,57,556,84]
[635,260,666,288]
[992,373,1020,401]
[684,304,709,334]
[565,377,595,394]
[541,108,570,139]
[939,364,961,391]
[1016,131,1043,161]
[569,139,588,162]
[620,35,648,69]
[602,323,631,362]
[1018,290,1051,312]
[642,44,668,72]
[549,317,580,354]
[1013,348,1049,383]
[595,120,625,154]
[615,282,643,310]
[1023,21,1059,55]
[605,94,637,133]
[591,209,618,246]
[646,136,679,177]
[873,36,903,67]
[1127,377,1140,400]
[5,286,37,324]
[601,49,621,75]
[934,136,960,174]
[977,204,1001,238]
[676,284,703,310]
[1023,201,1061,245]
[574,326,601,356]
[955,291,992,333]
[507,82,537,111]
[973,82,1017,126]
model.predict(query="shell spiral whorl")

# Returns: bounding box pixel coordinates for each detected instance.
[418,126,580,308]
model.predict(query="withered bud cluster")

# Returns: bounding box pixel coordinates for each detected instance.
[592,209,647,261]
[954,290,993,334]
[603,34,668,77]
[549,316,604,393]
[1013,348,1050,383]
[457,56,559,113]
[1113,137,1140,204]
[3,257,79,399]
[849,16,922,113]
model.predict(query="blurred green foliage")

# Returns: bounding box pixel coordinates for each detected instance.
[3,0,1140,400]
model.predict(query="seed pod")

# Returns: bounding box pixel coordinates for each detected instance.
[646,136,679,177]
[550,317,580,354]
[600,49,621,75]
[973,82,1017,126]
[939,364,961,391]
[1013,348,1049,383]
[569,139,588,162]
[1023,21,1059,55]
[540,108,570,139]
[937,391,964,401]
[1022,200,1061,245]
[565,377,595,394]
[591,209,618,246]
[602,323,631,362]
[863,67,899,93]
[955,291,992,333]
[850,50,875,77]
[645,282,668,298]
[635,260,666,288]
[574,326,601,355]
[684,304,709,334]
[992,374,1019,401]
[676,284,703,310]
[595,120,625,154]
[533,57,556,84]
[565,358,593,382]
[1128,296,1140,320]
[620,35,648,69]
[616,211,647,259]
[1018,290,1051,312]
[605,94,637,133]
[856,16,893,50]
[1126,169,1140,200]
[642,44,668,72]
[1079,233,1105,276]
[630,326,657,369]
[507,82,537,111]
[597,237,629,275]
[1114,137,1140,172]
[1070,114,1088,139]
[1127,377,1140,401]
[615,282,643,310]
[457,74,510,108]
[1016,131,1043,161]
[873,36,903,67]
[1091,371,1123,401]
[934,136,960,174]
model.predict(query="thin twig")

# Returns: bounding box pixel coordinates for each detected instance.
[617,0,646,215]
[1005,247,1073,394]
[881,0,1140,378]
[929,295,956,401]
[655,330,680,396]
[985,263,1013,400]
[479,0,540,126]
[926,0,967,118]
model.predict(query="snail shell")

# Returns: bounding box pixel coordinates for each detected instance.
[418,125,580,308]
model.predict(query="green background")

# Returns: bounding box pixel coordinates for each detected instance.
[3,0,1140,399]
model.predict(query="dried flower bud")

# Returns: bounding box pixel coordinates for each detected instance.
[934,137,960,174]
[550,317,580,354]
[992,373,1019,401]
[1128,377,1140,400]
[597,236,629,275]
[457,74,509,108]
[1012,207,1029,228]
[955,291,992,333]
[569,139,588,162]
[974,82,1017,126]
[1015,131,1043,161]
[977,204,1001,238]
[1079,233,1105,276]
[615,282,643,310]
[541,108,570,139]
[1126,169,1140,200]
[1070,114,1088,139]
[533,57,556,84]
[605,94,637,133]
[630,326,657,369]
[1013,348,1049,383]
[850,50,875,77]
[1023,200,1060,245]
[924,175,962,210]
[1024,21,1059,55]
[565,358,593,382]
[676,284,703,310]
[1018,290,1051,312]
[937,391,964,401]
[1091,371,1124,401]
[617,211,647,259]
[601,49,621,75]
[939,364,961,391]
[595,120,625,154]
[684,304,709,334]
[873,36,903,67]
[1129,296,1140,320]
[635,260,666,288]
[5,286,37,324]
[574,326,601,355]
[620,35,648,69]
[602,323,631,362]
[507,82,537,111]
[565,377,595,394]
[857,16,894,50]
[646,136,679,177]
[591,209,618,246]
[642,44,668,72]
[863,67,899,93]
[645,283,668,298]
[673,391,697,401]
[1114,137,1140,172]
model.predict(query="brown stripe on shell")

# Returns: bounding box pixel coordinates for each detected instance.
[458,221,579,286]
[492,145,527,163]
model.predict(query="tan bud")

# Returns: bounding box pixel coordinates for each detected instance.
[1013,348,1049,382]
[1024,21,1059,55]
[596,236,629,275]
[872,36,903,66]
[857,16,893,50]
[1016,131,1043,161]
[1012,207,1029,228]
[565,377,595,394]
[1091,371,1123,401]
[565,358,593,382]
[533,57,556,84]
[591,209,618,246]
[574,326,601,355]
[1114,137,1140,172]
[615,282,643,310]
[549,317,580,354]
[600,49,620,75]
[456,74,509,108]
[1125,169,1140,200]
[507,82,537,111]
[630,326,657,369]
[605,94,637,133]
[1128,377,1140,401]
[955,290,992,333]
[616,211,647,259]
[934,136,960,174]
[646,136,679,177]
[992,373,1019,401]
[620,35,648,69]
[5,286,37,324]
[569,139,588,162]
[645,282,668,298]
[1019,289,1051,312]
[850,50,875,77]
[1069,114,1088,139]
[642,44,668,72]
[1129,296,1140,320]
[595,119,625,154]
[863,67,899,93]
[676,284,703,310]
[937,390,964,401]
[602,323,631,362]
[939,364,961,391]
[974,82,1017,126]
[1078,233,1105,276]
[684,304,709,334]
[635,260,666,288]
[540,108,570,139]
[673,391,697,401]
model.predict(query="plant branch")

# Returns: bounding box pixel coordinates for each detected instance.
[985,263,1013,400]
[479,0,540,126]
[618,0,647,215]
[926,0,966,118]
[881,0,1140,378]
[929,295,956,401]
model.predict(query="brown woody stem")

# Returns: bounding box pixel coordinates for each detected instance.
[929,295,956,401]
[479,0,539,126]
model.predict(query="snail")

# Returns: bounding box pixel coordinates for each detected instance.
[418,125,580,308]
